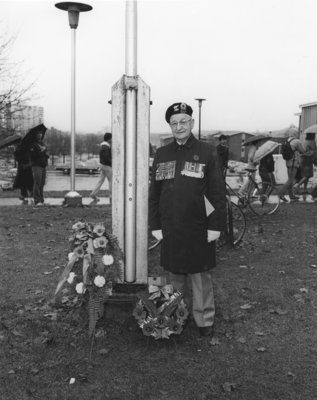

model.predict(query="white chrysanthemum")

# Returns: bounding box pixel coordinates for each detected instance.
[102,254,114,266]
[68,252,75,261]
[94,275,106,288]
[93,224,106,236]
[75,282,86,294]
[67,272,76,284]
[93,236,108,248]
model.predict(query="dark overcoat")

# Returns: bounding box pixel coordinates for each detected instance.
[149,134,227,274]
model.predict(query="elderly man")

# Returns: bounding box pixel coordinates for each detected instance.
[149,102,227,337]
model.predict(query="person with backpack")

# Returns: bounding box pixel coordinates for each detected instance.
[278,131,305,202]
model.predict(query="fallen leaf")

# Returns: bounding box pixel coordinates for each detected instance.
[222,382,237,392]
[240,304,252,310]
[287,371,295,377]
[69,378,76,385]
[236,337,246,344]
[95,329,107,338]
[299,288,308,293]
[256,347,266,352]
[275,307,288,315]
[209,337,220,346]
[254,331,265,336]
[98,348,110,355]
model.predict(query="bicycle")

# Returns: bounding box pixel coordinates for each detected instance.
[226,168,280,216]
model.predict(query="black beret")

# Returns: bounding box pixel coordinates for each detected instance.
[104,132,112,141]
[165,102,193,123]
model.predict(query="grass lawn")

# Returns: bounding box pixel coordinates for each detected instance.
[0,202,317,399]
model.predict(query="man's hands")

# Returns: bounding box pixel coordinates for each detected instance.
[207,230,220,242]
[152,230,163,241]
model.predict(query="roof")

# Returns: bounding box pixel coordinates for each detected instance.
[299,102,317,109]
[209,131,251,138]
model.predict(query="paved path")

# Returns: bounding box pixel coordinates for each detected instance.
[0,197,110,206]
[0,194,316,206]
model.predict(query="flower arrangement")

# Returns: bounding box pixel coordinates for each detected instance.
[133,284,189,340]
[55,221,123,336]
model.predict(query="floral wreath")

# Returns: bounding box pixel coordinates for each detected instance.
[55,221,123,336]
[133,284,189,340]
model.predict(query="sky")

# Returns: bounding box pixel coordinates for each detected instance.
[1,0,317,134]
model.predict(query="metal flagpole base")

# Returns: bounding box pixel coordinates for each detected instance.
[63,191,83,207]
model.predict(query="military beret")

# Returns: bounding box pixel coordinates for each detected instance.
[165,102,193,123]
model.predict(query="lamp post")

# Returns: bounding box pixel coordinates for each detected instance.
[55,2,92,206]
[195,98,206,141]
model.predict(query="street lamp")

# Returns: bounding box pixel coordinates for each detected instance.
[55,2,92,206]
[195,98,206,141]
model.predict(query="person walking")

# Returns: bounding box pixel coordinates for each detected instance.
[216,134,229,177]
[24,124,49,206]
[149,102,227,337]
[237,135,267,201]
[90,132,112,203]
[293,132,317,195]
[278,131,305,202]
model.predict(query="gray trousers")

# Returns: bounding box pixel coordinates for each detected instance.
[169,270,215,328]
[32,166,46,204]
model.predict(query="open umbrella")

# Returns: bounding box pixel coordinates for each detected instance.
[21,123,47,149]
[304,124,317,135]
[253,140,279,163]
[242,134,269,146]
[0,134,21,150]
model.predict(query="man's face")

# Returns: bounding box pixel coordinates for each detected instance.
[169,114,194,143]
[220,138,227,146]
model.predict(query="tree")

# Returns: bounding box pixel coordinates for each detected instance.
[0,27,36,142]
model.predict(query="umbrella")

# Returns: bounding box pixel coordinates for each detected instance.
[243,134,269,146]
[253,140,279,163]
[304,124,317,135]
[0,134,21,150]
[21,123,47,149]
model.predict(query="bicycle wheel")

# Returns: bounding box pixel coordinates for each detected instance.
[248,182,280,216]
[218,197,246,248]
[230,201,246,246]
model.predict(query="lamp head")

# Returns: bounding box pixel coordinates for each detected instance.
[55,2,92,29]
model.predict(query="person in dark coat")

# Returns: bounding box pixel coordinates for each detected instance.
[216,134,229,177]
[149,102,227,337]
[13,142,33,204]
[25,124,49,206]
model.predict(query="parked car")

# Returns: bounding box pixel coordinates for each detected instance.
[55,160,100,175]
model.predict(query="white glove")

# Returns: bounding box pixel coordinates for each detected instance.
[152,230,163,241]
[207,230,220,242]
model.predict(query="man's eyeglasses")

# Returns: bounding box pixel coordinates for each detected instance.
[169,119,192,129]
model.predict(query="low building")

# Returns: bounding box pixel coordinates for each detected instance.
[207,131,256,162]
[297,102,317,140]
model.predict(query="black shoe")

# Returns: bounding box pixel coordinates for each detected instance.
[279,195,288,202]
[199,326,214,337]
